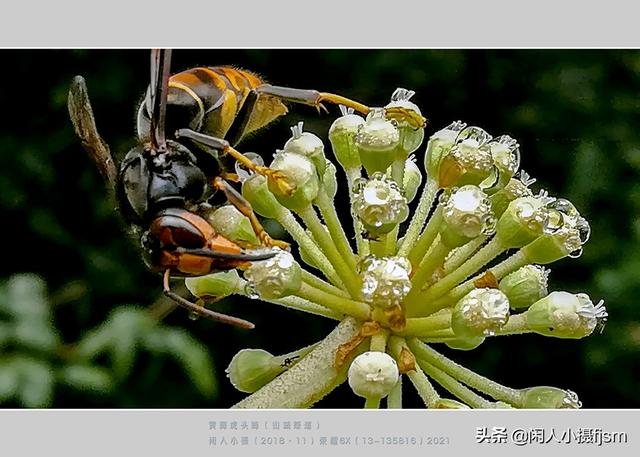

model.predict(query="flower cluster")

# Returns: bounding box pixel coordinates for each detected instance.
[185,90,606,409]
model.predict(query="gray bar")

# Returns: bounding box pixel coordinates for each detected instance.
[0,410,636,456]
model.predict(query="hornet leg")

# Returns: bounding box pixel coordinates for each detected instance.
[212,176,290,250]
[175,128,296,196]
[255,84,427,129]
[162,270,255,329]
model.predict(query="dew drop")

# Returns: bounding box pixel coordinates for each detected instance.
[235,152,264,182]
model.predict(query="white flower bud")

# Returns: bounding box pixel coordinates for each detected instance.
[268,151,320,210]
[440,185,496,247]
[348,351,399,400]
[244,250,302,299]
[352,172,408,237]
[519,386,582,409]
[452,288,510,338]
[386,88,425,154]
[499,265,549,310]
[356,108,401,175]
[359,256,412,309]
[525,291,607,339]
[284,122,327,179]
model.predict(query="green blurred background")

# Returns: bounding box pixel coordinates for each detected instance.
[0,50,638,408]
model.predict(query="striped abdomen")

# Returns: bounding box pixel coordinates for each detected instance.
[137,66,288,144]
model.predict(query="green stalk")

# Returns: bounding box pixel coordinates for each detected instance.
[404,240,450,316]
[398,179,439,257]
[443,236,486,274]
[495,314,530,336]
[370,331,388,352]
[239,282,343,321]
[346,167,370,256]
[302,270,349,299]
[399,311,452,337]
[408,339,522,406]
[298,206,362,298]
[364,397,381,409]
[315,191,359,269]
[420,236,506,304]
[388,336,439,407]
[407,207,443,265]
[416,359,491,408]
[275,208,343,287]
[380,159,407,256]
[387,376,403,409]
[424,250,530,314]
[294,283,371,321]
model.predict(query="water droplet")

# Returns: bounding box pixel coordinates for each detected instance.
[568,247,583,259]
[575,217,591,243]
[543,209,565,234]
[235,152,264,182]
[188,312,199,321]
[243,281,260,300]
[478,165,499,190]
[456,126,493,146]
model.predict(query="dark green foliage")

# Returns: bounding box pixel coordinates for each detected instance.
[0,50,638,407]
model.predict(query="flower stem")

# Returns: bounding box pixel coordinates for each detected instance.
[302,270,350,299]
[315,190,359,267]
[238,281,343,320]
[398,178,439,257]
[364,396,381,409]
[424,250,530,314]
[404,240,450,316]
[399,311,452,337]
[388,336,439,407]
[346,167,370,256]
[275,208,343,287]
[370,331,388,352]
[495,313,530,336]
[415,358,491,408]
[407,207,443,265]
[380,159,407,256]
[295,283,371,321]
[298,205,362,299]
[233,318,362,408]
[408,338,523,406]
[387,376,403,409]
[443,236,487,274]
[420,236,506,304]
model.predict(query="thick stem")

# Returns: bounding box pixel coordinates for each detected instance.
[408,339,523,406]
[295,283,371,321]
[276,208,343,287]
[298,206,362,298]
[398,178,439,257]
[233,318,362,408]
